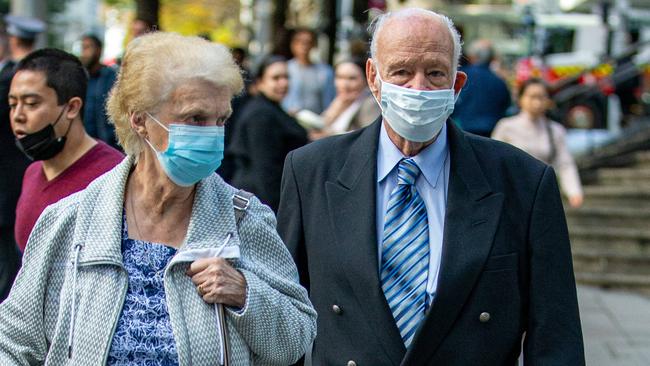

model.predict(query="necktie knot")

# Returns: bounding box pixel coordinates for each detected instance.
[397,158,421,186]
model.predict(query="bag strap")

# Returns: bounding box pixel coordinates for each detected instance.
[216,189,254,366]
[233,189,254,226]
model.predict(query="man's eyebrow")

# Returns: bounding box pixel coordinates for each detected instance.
[8,93,41,100]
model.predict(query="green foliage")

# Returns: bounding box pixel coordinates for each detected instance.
[0,0,9,14]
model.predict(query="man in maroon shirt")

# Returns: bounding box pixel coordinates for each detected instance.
[9,49,123,252]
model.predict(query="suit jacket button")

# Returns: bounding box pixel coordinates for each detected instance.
[479,312,491,323]
[347,361,357,366]
[332,304,342,315]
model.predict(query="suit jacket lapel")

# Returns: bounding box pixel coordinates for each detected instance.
[325,118,405,365]
[402,122,504,365]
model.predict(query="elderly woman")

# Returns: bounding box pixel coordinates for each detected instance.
[0,33,316,365]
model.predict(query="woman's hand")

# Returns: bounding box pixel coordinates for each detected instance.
[569,194,584,208]
[186,258,247,308]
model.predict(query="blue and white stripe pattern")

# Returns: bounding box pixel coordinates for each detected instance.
[380,158,429,348]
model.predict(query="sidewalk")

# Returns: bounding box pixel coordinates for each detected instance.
[578,285,650,366]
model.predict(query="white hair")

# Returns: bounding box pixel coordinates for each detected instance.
[368,8,462,74]
[107,32,243,155]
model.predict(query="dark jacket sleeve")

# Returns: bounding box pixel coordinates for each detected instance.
[277,150,309,366]
[277,151,310,290]
[240,112,286,211]
[524,166,585,365]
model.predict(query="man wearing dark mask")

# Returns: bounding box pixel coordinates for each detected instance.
[9,49,123,253]
[277,8,584,366]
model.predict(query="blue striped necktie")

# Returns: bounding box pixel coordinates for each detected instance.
[381,158,429,348]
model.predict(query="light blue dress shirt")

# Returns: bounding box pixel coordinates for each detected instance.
[376,122,450,306]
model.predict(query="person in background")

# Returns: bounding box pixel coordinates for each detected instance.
[10,49,124,252]
[80,34,119,148]
[310,58,380,139]
[0,16,46,302]
[228,55,308,212]
[0,32,316,365]
[452,39,511,137]
[282,28,335,114]
[4,15,45,62]
[219,46,252,182]
[0,32,12,74]
[492,78,584,208]
[131,17,154,38]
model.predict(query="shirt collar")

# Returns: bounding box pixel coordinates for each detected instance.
[377,121,448,188]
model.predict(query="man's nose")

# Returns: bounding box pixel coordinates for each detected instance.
[409,72,431,90]
[11,105,24,122]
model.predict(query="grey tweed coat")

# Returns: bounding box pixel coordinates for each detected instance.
[0,156,316,365]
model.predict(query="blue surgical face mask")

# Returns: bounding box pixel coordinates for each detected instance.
[375,69,457,142]
[144,112,225,187]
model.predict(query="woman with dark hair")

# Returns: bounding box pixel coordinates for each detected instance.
[228,56,308,212]
[492,78,583,207]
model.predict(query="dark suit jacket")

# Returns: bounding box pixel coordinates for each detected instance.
[277,119,585,365]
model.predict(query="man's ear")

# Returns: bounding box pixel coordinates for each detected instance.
[367,58,380,102]
[130,112,148,137]
[65,97,83,120]
[453,71,467,94]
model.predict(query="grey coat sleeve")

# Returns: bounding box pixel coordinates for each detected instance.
[523,166,585,365]
[0,203,72,365]
[226,194,317,365]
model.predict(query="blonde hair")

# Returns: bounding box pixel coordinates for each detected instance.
[107,32,244,155]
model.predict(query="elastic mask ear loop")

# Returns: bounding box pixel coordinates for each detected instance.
[145,112,170,132]
[143,112,170,153]
[51,104,67,127]
[451,71,460,103]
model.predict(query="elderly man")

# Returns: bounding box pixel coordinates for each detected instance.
[277,8,584,366]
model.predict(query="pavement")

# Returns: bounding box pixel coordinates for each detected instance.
[579,285,650,365]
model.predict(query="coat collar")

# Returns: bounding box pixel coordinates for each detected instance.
[72,156,240,266]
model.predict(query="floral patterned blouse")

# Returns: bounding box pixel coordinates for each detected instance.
[106,213,179,365]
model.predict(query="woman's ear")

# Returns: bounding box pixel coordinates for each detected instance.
[130,112,148,138]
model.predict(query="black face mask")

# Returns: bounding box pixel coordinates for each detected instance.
[15,106,71,161]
